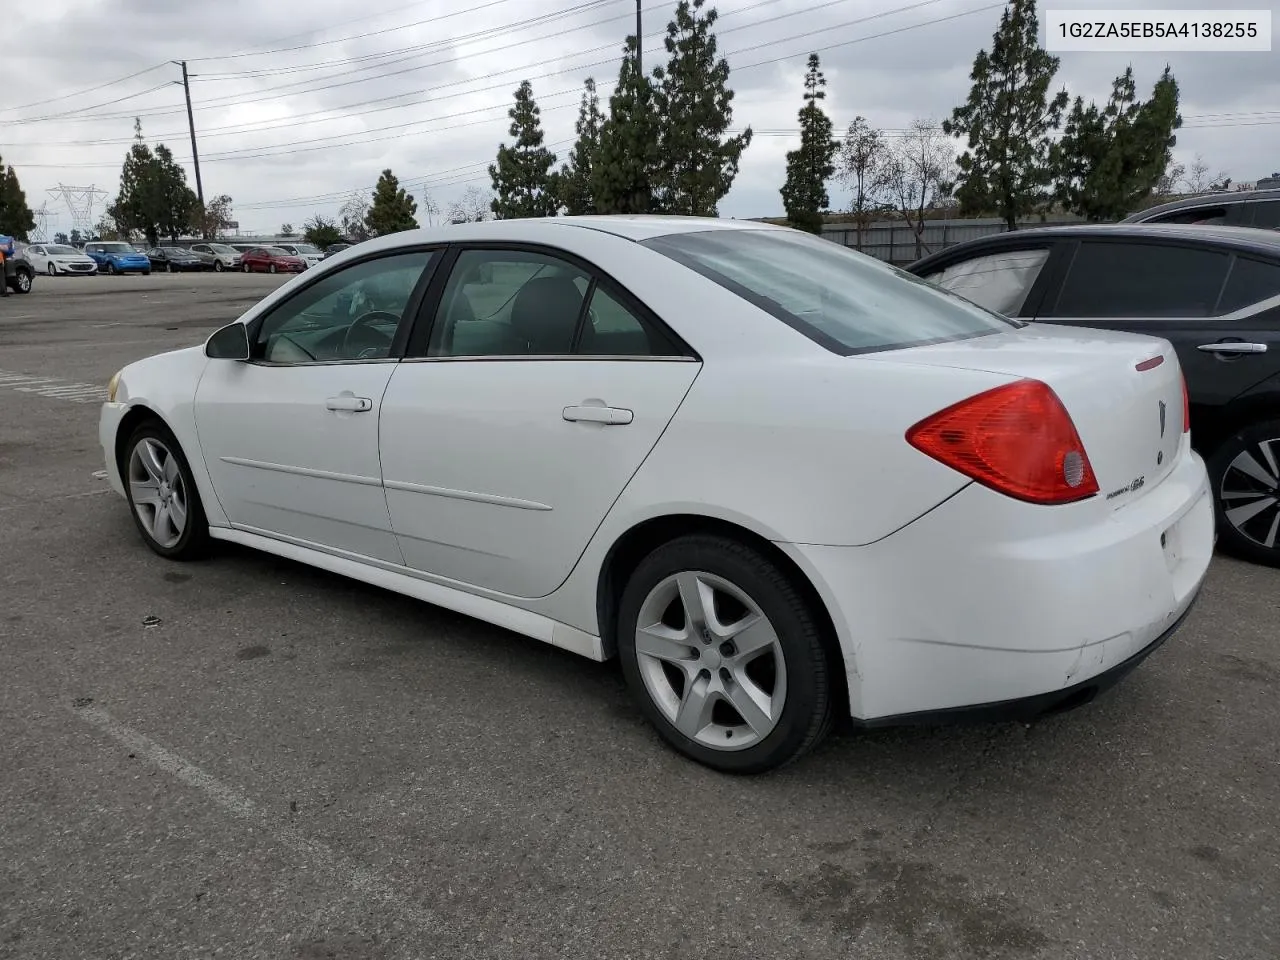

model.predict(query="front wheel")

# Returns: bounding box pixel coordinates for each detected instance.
[47,263,57,276]
[1208,420,1280,567]
[617,535,836,774]
[269,264,277,275]
[106,262,117,275]
[166,263,173,273]
[122,422,210,560]
[13,270,31,294]
[242,263,250,273]
[214,260,224,273]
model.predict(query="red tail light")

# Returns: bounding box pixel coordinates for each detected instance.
[906,380,1099,505]
[1182,373,1191,433]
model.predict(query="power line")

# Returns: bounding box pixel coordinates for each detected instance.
[0,62,169,115]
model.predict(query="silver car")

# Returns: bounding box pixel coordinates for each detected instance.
[188,242,243,272]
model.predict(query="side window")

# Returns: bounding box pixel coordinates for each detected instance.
[1218,256,1280,314]
[252,250,435,364]
[429,249,590,357]
[1152,207,1227,225]
[923,248,1049,316]
[1048,242,1231,318]
[1251,200,1280,230]
[579,284,682,357]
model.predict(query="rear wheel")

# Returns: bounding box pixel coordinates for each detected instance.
[106,262,116,275]
[13,270,31,294]
[166,263,173,273]
[122,421,209,560]
[617,535,836,774]
[1208,420,1280,567]
[269,263,277,275]
[242,262,250,273]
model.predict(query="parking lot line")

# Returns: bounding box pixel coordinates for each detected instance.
[0,368,106,404]
[70,702,444,936]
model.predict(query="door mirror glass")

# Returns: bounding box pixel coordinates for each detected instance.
[206,321,250,360]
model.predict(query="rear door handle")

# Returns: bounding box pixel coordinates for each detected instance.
[563,404,633,425]
[1197,342,1267,354]
[325,395,373,412]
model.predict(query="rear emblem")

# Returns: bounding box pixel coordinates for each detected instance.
[1158,400,1167,438]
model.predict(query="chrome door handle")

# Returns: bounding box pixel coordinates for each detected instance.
[563,404,633,425]
[325,395,373,412]
[1197,342,1267,354]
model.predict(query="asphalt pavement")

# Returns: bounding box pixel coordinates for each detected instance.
[1,273,1277,960]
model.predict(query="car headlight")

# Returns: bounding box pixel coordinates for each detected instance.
[107,370,121,403]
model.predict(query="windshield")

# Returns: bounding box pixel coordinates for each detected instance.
[291,243,321,255]
[264,247,291,256]
[641,228,1019,356]
[162,247,190,255]
[47,245,78,255]
[209,244,236,254]
[97,243,137,253]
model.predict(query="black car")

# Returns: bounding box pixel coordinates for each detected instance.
[4,247,35,294]
[907,224,1280,567]
[1122,187,1280,229]
[145,246,210,272]
[322,242,351,259]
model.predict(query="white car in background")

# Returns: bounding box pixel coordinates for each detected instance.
[277,242,324,269]
[189,242,243,272]
[98,217,1214,773]
[24,242,98,276]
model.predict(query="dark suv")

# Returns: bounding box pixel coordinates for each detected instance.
[1122,187,1280,230]
[5,245,35,294]
[908,223,1280,567]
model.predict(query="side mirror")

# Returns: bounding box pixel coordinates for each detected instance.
[205,321,250,360]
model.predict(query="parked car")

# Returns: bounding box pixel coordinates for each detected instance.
[908,223,1280,567]
[323,242,352,259]
[240,246,306,274]
[276,242,324,269]
[99,217,1212,773]
[84,241,152,276]
[3,245,35,293]
[24,242,97,276]
[145,246,210,273]
[1122,187,1280,229]
[188,242,243,272]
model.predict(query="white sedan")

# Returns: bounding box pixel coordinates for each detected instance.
[24,242,98,276]
[99,216,1214,773]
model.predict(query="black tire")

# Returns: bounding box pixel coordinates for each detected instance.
[616,534,836,774]
[1207,419,1280,567]
[13,270,32,294]
[47,263,57,276]
[166,263,173,273]
[121,420,211,561]
[269,263,277,275]
[242,263,250,273]
[106,262,116,275]
[214,260,224,273]
[142,270,151,276]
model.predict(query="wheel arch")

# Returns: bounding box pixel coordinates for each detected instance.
[1196,390,1280,456]
[113,403,181,477]
[594,513,849,716]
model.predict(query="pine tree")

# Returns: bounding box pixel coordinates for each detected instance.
[112,119,198,246]
[780,54,836,234]
[364,169,419,236]
[1053,67,1181,221]
[943,0,1068,229]
[652,0,752,216]
[489,80,559,219]
[559,79,605,216]
[594,36,662,214]
[0,157,36,241]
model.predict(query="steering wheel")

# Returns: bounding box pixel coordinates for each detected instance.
[341,311,400,358]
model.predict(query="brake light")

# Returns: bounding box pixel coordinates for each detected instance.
[1182,373,1190,433]
[906,379,1099,505]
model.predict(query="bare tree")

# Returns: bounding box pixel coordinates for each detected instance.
[1155,161,1185,197]
[881,119,952,258]
[447,186,495,224]
[421,188,441,227]
[836,116,888,251]
[1182,154,1228,194]
[339,191,372,241]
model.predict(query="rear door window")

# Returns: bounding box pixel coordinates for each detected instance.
[1218,256,1280,314]
[1250,200,1280,229]
[921,248,1050,316]
[1046,241,1231,318]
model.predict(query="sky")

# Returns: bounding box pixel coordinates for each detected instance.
[6,0,1279,238]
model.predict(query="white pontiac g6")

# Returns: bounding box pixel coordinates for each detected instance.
[100,217,1215,773]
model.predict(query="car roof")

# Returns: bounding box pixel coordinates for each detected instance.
[1121,187,1280,221]
[909,222,1280,272]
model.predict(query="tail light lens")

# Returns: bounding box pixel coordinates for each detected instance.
[1182,373,1191,433]
[906,379,1099,505]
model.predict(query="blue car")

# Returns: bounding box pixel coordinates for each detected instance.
[84,241,152,276]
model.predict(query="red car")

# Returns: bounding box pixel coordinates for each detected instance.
[241,247,307,274]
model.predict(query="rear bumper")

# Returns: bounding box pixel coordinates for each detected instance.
[782,446,1215,721]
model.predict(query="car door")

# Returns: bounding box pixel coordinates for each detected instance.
[193,248,441,562]
[1034,239,1280,410]
[378,244,701,599]
[26,246,47,271]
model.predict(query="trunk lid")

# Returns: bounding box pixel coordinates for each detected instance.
[867,323,1185,509]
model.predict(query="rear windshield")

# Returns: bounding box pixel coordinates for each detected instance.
[642,228,1019,355]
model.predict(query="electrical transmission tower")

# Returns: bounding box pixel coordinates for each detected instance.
[48,184,109,237]
[31,203,51,242]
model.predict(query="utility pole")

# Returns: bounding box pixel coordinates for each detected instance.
[636,0,642,74]
[176,61,205,215]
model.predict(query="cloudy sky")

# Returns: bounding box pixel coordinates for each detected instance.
[7,0,1279,237]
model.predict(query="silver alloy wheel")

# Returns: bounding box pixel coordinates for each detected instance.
[127,437,188,549]
[634,571,787,751]
[1221,438,1280,549]
[16,271,30,292]
[47,263,56,276]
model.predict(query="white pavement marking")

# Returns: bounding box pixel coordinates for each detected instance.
[71,703,443,936]
[0,368,106,404]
